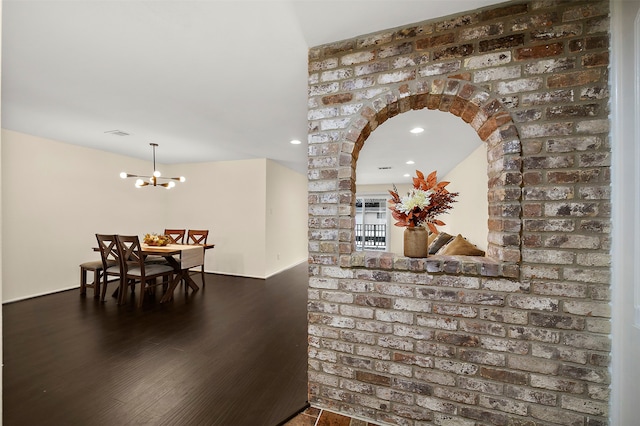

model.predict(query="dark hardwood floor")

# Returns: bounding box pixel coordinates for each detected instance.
[3,263,309,426]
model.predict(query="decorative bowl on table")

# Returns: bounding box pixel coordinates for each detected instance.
[143,233,171,246]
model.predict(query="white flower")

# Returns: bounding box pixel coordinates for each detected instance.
[397,189,433,214]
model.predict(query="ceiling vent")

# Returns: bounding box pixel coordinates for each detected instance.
[378,166,392,170]
[104,129,130,136]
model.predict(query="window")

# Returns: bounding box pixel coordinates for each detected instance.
[355,196,388,251]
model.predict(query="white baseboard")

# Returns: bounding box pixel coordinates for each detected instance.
[205,259,308,280]
[3,285,79,304]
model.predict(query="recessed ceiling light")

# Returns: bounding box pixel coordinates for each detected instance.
[290,139,302,145]
[406,160,415,165]
[410,127,424,134]
[403,173,410,178]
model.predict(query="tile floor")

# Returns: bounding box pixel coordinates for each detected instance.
[283,406,379,426]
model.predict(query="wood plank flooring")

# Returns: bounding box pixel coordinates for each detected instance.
[3,263,309,426]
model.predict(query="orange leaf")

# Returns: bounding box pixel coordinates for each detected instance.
[427,170,437,187]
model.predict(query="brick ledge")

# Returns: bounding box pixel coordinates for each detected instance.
[344,251,520,279]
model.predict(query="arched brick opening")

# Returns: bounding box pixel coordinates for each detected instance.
[343,78,522,277]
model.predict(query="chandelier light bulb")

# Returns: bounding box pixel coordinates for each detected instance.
[119,144,185,188]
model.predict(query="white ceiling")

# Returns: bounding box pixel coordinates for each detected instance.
[1,0,503,182]
[357,109,482,186]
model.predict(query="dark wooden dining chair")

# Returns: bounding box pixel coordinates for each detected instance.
[186,229,209,287]
[95,234,124,302]
[79,259,105,298]
[164,229,186,244]
[116,235,175,308]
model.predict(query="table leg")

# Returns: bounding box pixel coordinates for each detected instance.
[160,273,182,303]
[159,256,200,302]
[182,270,200,292]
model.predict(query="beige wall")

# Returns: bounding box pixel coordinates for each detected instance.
[1,129,308,302]
[163,158,269,278]
[2,130,167,301]
[440,144,488,251]
[163,157,308,279]
[1,1,4,413]
[266,160,308,277]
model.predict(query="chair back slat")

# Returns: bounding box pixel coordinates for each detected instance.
[115,235,144,275]
[96,234,120,270]
[187,229,209,245]
[95,233,124,302]
[164,229,186,244]
[186,230,209,287]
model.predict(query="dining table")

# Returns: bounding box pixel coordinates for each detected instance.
[140,243,215,302]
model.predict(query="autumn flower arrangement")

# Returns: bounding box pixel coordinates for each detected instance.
[388,170,459,233]
[143,233,171,246]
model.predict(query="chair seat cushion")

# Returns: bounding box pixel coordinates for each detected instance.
[80,260,105,270]
[106,265,121,274]
[128,264,174,277]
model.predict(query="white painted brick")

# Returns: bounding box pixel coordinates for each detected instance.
[322,291,354,303]
[575,118,609,134]
[478,394,528,415]
[415,396,457,414]
[496,77,543,94]
[341,51,375,65]
[561,395,608,416]
[374,360,413,377]
[393,298,432,313]
[434,359,479,375]
[340,305,375,319]
[356,345,392,360]
[464,51,512,69]
[393,324,435,340]
[416,315,458,330]
[378,335,414,351]
[375,309,414,324]
[563,300,610,317]
[508,295,559,312]
[310,277,339,289]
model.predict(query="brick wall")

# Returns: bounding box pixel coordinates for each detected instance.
[307,1,611,425]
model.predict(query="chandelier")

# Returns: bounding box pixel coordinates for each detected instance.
[119,143,186,188]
